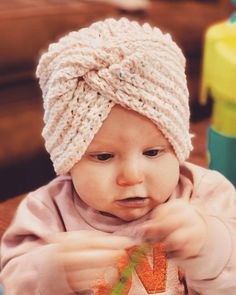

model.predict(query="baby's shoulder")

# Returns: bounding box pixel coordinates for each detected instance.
[182,161,235,196]
[182,161,229,184]
[24,175,73,207]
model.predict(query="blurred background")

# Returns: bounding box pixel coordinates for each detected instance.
[0,0,235,201]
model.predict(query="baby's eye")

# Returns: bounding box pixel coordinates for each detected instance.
[94,153,114,161]
[143,149,160,157]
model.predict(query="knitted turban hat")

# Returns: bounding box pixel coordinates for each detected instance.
[36,18,193,175]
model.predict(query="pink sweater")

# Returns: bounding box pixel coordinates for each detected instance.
[1,162,236,295]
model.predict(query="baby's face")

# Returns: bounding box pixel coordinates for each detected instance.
[70,105,180,221]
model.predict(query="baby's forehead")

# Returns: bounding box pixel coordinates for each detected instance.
[89,106,170,148]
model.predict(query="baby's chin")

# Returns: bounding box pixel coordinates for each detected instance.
[114,208,154,222]
[100,210,147,222]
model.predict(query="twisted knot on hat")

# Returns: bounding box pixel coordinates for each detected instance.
[36,18,192,175]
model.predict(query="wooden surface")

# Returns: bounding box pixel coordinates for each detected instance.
[0,194,25,239]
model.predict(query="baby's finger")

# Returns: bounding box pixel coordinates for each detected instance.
[50,231,135,251]
[67,276,96,293]
[141,214,182,243]
[150,199,189,221]
[67,266,119,291]
[161,229,188,253]
[165,249,186,260]
[47,230,107,244]
[58,249,127,271]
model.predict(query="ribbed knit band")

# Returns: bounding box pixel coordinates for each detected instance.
[36,18,193,175]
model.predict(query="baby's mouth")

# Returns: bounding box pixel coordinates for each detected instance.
[116,196,150,208]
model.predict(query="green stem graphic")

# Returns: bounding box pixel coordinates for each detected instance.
[109,244,150,295]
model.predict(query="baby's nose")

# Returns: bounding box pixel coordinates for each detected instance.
[116,160,143,186]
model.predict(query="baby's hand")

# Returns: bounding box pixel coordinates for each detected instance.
[141,199,208,259]
[51,230,134,292]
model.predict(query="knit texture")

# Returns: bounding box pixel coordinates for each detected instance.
[36,18,193,175]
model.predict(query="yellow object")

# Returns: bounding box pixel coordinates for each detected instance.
[200,19,236,136]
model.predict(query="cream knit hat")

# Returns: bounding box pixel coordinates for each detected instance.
[36,18,192,175]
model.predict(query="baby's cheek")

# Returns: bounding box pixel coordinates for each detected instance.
[151,173,179,203]
[162,160,179,192]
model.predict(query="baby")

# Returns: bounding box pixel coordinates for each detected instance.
[1,18,236,295]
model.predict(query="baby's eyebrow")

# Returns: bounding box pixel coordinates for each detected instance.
[145,135,170,146]
[88,140,114,148]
